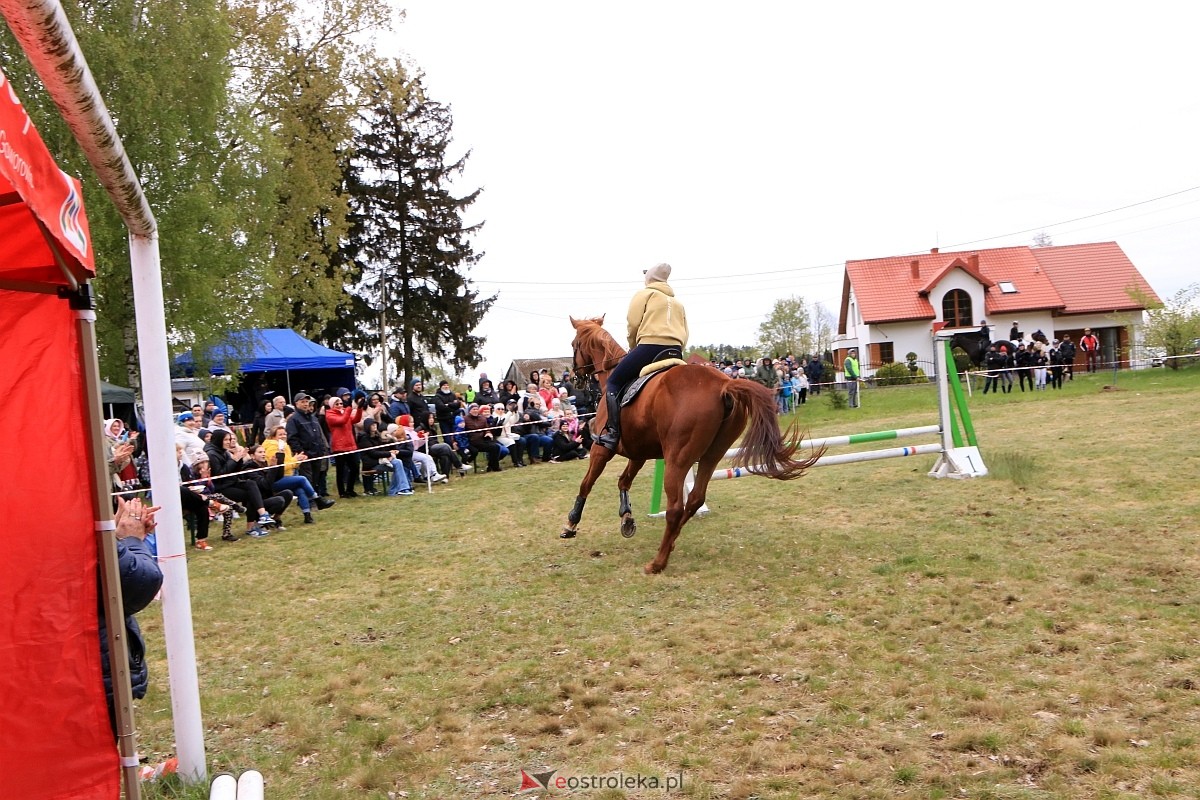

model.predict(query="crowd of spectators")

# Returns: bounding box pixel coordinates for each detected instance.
[108,368,602,551]
[707,353,826,413]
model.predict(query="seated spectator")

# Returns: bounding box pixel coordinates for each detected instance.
[548,417,588,461]
[492,402,526,467]
[177,444,213,550]
[246,445,297,529]
[562,407,582,437]
[377,430,415,498]
[174,412,207,467]
[380,422,416,479]
[393,416,447,483]
[428,422,469,478]
[357,418,391,496]
[559,385,576,408]
[203,429,279,537]
[514,404,554,463]
[104,418,140,493]
[100,496,164,735]
[497,380,521,407]
[208,409,234,434]
[538,373,557,409]
[263,426,331,522]
[186,453,242,543]
[516,384,534,411]
[463,403,503,472]
[452,413,472,460]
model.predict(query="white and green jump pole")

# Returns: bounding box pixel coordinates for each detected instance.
[648,336,985,515]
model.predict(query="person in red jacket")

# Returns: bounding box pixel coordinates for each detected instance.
[326,390,364,497]
[1079,328,1100,373]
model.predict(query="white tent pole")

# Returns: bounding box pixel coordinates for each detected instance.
[130,234,206,780]
[0,0,207,782]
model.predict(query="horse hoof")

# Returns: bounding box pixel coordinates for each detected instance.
[560,529,577,539]
[621,518,637,539]
[643,562,663,575]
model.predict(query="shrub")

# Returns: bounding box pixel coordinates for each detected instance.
[952,347,973,374]
[826,384,847,409]
[874,361,927,386]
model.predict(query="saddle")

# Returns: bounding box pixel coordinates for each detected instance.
[619,347,686,406]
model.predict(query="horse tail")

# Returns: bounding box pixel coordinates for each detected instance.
[722,380,824,480]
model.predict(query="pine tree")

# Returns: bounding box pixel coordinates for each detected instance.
[330,63,494,385]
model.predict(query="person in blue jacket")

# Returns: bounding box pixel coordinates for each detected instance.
[99,496,164,736]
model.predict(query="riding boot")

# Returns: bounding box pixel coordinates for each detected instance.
[596,390,622,451]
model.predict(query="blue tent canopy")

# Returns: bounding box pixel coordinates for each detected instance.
[176,328,356,375]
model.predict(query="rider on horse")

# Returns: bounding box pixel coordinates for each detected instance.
[596,263,689,451]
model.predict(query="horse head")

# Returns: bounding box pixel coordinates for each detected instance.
[569,315,620,387]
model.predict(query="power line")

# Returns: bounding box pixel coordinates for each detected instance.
[472,184,1200,287]
[940,185,1200,250]
[475,261,843,286]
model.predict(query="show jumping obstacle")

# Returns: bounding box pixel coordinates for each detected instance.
[648,337,986,514]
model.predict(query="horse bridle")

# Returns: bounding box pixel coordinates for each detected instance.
[571,341,620,390]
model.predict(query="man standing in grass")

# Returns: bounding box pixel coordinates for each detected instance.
[1080,328,1100,373]
[844,349,861,408]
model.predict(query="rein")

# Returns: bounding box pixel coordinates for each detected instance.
[571,334,623,389]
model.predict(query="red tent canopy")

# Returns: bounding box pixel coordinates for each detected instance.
[0,68,93,286]
[0,65,115,799]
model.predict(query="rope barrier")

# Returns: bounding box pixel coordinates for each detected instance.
[109,411,604,498]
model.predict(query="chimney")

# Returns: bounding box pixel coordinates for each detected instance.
[930,247,939,254]
[968,254,979,271]
[910,260,920,279]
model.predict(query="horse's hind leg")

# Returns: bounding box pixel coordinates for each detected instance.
[616,459,646,538]
[561,447,618,539]
[682,461,716,524]
[645,460,688,575]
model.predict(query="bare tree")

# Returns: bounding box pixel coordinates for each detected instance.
[810,301,836,356]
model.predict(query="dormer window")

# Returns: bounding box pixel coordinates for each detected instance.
[998,281,1017,294]
[942,289,972,328]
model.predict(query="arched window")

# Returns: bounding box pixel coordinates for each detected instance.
[942,290,972,328]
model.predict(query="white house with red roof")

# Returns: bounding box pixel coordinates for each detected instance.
[835,241,1161,375]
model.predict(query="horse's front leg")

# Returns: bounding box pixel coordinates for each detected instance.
[561,446,618,539]
[616,459,646,539]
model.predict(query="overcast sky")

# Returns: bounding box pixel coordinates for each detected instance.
[382,1,1199,384]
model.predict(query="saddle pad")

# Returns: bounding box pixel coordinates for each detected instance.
[620,360,687,406]
[638,357,687,378]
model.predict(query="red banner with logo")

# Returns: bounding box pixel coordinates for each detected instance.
[1,65,113,799]
[0,65,94,284]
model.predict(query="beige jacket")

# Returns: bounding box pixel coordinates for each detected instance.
[626,282,689,349]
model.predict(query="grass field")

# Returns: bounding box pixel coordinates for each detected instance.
[140,366,1200,799]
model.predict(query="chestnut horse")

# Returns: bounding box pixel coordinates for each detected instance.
[564,316,821,574]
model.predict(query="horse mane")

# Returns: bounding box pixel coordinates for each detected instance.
[574,317,626,363]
